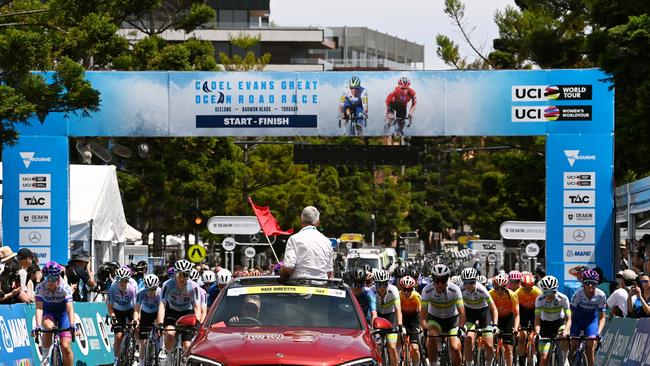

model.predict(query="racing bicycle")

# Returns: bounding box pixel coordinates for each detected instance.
[428,332,460,366]
[143,325,162,366]
[34,327,76,366]
[384,113,412,145]
[569,334,600,366]
[339,110,367,136]
[112,320,137,366]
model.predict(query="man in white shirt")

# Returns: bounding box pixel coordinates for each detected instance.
[281,206,333,279]
[607,269,637,317]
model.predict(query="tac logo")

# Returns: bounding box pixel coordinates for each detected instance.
[564,150,596,167]
[569,195,589,204]
[19,152,52,168]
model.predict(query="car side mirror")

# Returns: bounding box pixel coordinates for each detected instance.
[176,314,199,329]
[372,317,393,330]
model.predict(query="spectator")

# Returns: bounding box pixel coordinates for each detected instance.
[16,248,35,302]
[632,248,646,273]
[593,267,612,297]
[26,263,42,297]
[620,242,630,270]
[133,260,148,290]
[628,273,650,318]
[607,269,637,317]
[280,206,333,280]
[0,247,22,304]
[66,251,96,302]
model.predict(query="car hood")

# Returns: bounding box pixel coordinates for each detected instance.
[189,326,375,365]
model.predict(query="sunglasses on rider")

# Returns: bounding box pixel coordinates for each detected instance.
[543,290,557,296]
[46,276,59,282]
[463,280,476,285]
[583,280,598,287]
[403,288,413,293]
[433,278,447,284]
[376,282,389,288]
[400,87,409,91]
[494,286,507,291]
[509,279,520,284]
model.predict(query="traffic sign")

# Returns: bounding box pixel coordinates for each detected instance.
[487,253,497,263]
[525,242,540,257]
[188,244,207,263]
[222,237,236,251]
[244,247,256,258]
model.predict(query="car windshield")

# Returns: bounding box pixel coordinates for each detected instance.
[209,285,362,329]
[346,258,380,271]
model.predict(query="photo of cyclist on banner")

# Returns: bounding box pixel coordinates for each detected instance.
[339,76,368,136]
[385,76,417,145]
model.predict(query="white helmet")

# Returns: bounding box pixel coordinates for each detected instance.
[539,275,559,292]
[143,274,159,289]
[115,267,132,280]
[202,270,216,284]
[190,268,200,282]
[460,267,478,281]
[217,269,232,286]
[374,269,390,283]
[431,264,451,278]
[174,259,193,274]
[450,275,463,287]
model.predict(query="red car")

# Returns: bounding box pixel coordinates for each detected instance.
[180,276,389,366]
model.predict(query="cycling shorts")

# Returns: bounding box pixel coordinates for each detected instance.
[378,312,398,344]
[497,314,515,345]
[538,319,566,353]
[138,311,158,339]
[164,308,195,342]
[113,308,134,332]
[343,103,365,118]
[427,313,459,335]
[43,311,72,339]
[388,102,408,119]
[570,315,599,338]
[520,308,536,330]
[465,307,490,333]
[403,313,420,344]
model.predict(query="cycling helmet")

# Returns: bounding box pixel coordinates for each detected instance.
[202,270,216,284]
[216,269,232,286]
[539,275,559,291]
[143,274,159,289]
[407,267,420,280]
[398,76,410,87]
[477,275,488,285]
[350,267,366,283]
[460,267,478,281]
[348,76,361,88]
[115,267,132,280]
[190,268,200,281]
[374,269,390,283]
[393,267,407,279]
[363,264,372,274]
[581,269,600,283]
[400,276,417,289]
[431,264,451,278]
[43,261,63,277]
[493,274,508,288]
[174,259,193,274]
[450,275,463,287]
[366,271,374,281]
[508,270,522,281]
[521,273,536,287]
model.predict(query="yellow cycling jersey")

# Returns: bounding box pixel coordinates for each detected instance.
[489,288,519,316]
[515,286,543,310]
[400,290,421,315]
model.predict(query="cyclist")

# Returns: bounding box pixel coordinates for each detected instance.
[134,274,161,366]
[347,267,377,324]
[420,264,465,366]
[569,269,606,366]
[392,266,407,288]
[339,76,368,130]
[201,270,216,306]
[190,268,208,322]
[385,76,417,136]
[477,275,488,288]
[208,268,232,307]
[534,275,572,366]
[460,267,498,366]
[399,275,422,365]
[489,274,520,366]
[450,275,463,288]
[33,262,76,366]
[157,259,201,359]
[508,270,522,292]
[515,272,543,366]
[371,269,403,366]
[107,267,137,365]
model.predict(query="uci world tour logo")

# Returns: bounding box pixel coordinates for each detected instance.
[564,150,596,167]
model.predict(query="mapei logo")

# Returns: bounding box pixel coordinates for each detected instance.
[19,152,51,168]
[564,150,596,167]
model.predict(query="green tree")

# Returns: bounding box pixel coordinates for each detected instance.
[219,32,271,71]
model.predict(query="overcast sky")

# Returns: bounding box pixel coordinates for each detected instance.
[270,0,516,70]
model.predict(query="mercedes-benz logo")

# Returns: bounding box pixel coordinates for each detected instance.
[250,233,260,243]
[276,353,284,358]
[29,231,42,243]
[572,229,586,241]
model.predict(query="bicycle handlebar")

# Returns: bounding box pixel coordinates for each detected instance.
[33,327,76,344]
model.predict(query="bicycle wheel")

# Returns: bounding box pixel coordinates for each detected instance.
[526,341,537,366]
[52,344,62,366]
[401,336,410,366]
[573,350,587,366]
[419,333,430,366]
[118,332,132,366]
[496,347,505,366]
[144,337,158,366]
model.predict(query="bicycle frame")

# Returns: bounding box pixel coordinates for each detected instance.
[34,327,76,366]
[113,321,137,366]
[427,333,459,366]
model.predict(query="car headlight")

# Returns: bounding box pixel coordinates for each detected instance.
[186,355,224,366]
[339,357,378,366]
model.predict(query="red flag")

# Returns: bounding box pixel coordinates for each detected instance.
[248,197,294,236]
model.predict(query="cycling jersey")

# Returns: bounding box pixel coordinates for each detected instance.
[535,293,571,321]
[489,288,519,316]
[385,87,417,108]
[421,283,463,319]
[370,284,400,315]
[207,283,221,307]
[515,286,543,310]
[462,283,493,310]
[354,287,377,322]
[35,280,73,314]
[400,290,422,315]
[136,287,161,314]
[417,276,430,294]
[161,278,200,312]
[570,287,606,318]
[107,281,137,311]
[340,87,368,113]
[198,286,208,308]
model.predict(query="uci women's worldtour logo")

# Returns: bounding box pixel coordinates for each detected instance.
[512,106,593,122]
[512,85,593,101]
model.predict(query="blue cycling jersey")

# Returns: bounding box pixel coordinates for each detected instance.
[136,287,161,314]
[570,287,606,319]
[207,283,220,307]
[161,279,200,312]
[354,287,376,322]
[35,280,73,314]
[107,281,137,311]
